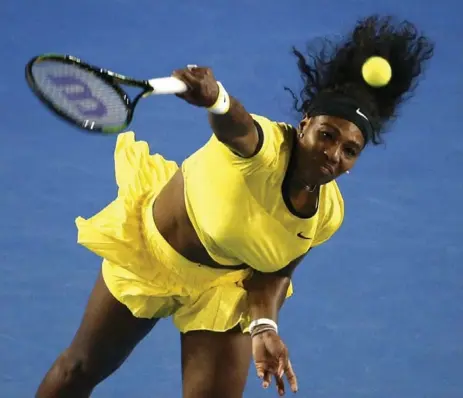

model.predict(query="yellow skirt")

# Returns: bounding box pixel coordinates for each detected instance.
[75,132,255,333]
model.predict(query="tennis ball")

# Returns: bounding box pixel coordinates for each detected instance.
[361,56,392,88]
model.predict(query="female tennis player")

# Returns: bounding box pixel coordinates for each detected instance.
[36,15,433,398]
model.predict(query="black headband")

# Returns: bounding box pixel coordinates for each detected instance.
[306,92,374,143]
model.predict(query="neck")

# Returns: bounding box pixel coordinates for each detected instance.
[289,141,319,193]
[284,167,320,219]
[289,174,318,192]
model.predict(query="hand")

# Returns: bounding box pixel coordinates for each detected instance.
[252,329,298,395]
[172,66,220,108]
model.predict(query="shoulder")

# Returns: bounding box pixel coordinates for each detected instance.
[312,181,344,247]
[321,180,344,223]
[251,114,296,141]
[204,113,296,174]
[250,113,296,162]
[324,180,344,209]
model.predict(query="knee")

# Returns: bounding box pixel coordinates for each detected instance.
[43,349,101,392]
[57,350,95,384]
[36,346,125,398]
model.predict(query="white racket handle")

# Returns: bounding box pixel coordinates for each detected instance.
[147,77,188,95]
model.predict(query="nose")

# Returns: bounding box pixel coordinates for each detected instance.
[323,145,341,164]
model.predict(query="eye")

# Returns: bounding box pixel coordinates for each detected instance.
[320,130,334,140]
[343,147,358,159]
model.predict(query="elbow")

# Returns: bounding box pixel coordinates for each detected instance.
[248,269,292,290]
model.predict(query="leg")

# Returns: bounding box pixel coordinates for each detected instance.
[181,326,252,398]
[36,271,158,398]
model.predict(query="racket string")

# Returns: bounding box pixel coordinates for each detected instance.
[31,61,130,130]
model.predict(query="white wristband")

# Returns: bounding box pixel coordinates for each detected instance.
[249,318,278,334]
[207,82,230,115]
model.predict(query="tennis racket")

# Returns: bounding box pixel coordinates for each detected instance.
[25,54,189,134]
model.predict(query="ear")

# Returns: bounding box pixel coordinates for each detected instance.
[298,115,311,132]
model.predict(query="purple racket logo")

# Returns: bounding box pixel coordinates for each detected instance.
[46,74,108,118]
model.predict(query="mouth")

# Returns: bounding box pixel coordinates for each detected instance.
[319,164,335,176]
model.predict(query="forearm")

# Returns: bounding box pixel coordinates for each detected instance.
[207,87,258,157]
[171,67,257,155]
[247,271,291,322]
[246,254,306,325]
[208,96,254,141]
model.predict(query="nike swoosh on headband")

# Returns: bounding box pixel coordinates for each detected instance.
[356,108,369,121]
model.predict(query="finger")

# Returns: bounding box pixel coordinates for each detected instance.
[255,364,265,380]
[262,371,272,389]
[187,65,210,78]
[179,65,208,82]
[285,359,298,393]
[278,355,286,378]
[171,69,198,89]
[171,69,200,103]
[275,373,286,396]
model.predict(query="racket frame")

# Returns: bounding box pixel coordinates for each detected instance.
[25,54,155,133]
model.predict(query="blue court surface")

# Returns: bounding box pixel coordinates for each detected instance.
[1,0,462,397]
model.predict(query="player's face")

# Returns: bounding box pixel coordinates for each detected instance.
[295,115,365,185]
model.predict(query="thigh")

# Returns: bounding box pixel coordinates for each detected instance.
[67,270,159,373]
[37,269,159,398]
[47,273,157,384]
[181,326,252,398]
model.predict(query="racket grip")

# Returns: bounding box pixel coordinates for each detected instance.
[147,77,188,95]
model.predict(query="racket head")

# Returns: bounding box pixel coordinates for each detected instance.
[25,54,143,134]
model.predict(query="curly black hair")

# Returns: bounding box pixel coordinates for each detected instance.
[288,15,435,145]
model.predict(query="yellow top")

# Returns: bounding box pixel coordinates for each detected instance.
[182,114,344,272]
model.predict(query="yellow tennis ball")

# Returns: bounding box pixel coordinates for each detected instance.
[361,56,392,87]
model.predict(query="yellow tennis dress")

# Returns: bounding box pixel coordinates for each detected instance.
[75,114,344,333]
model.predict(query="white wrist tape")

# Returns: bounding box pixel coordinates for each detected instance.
[207,82,230,115]
[249,318,278,334]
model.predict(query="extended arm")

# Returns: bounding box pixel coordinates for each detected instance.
[207,96,260,157]
[172,66,260,157]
